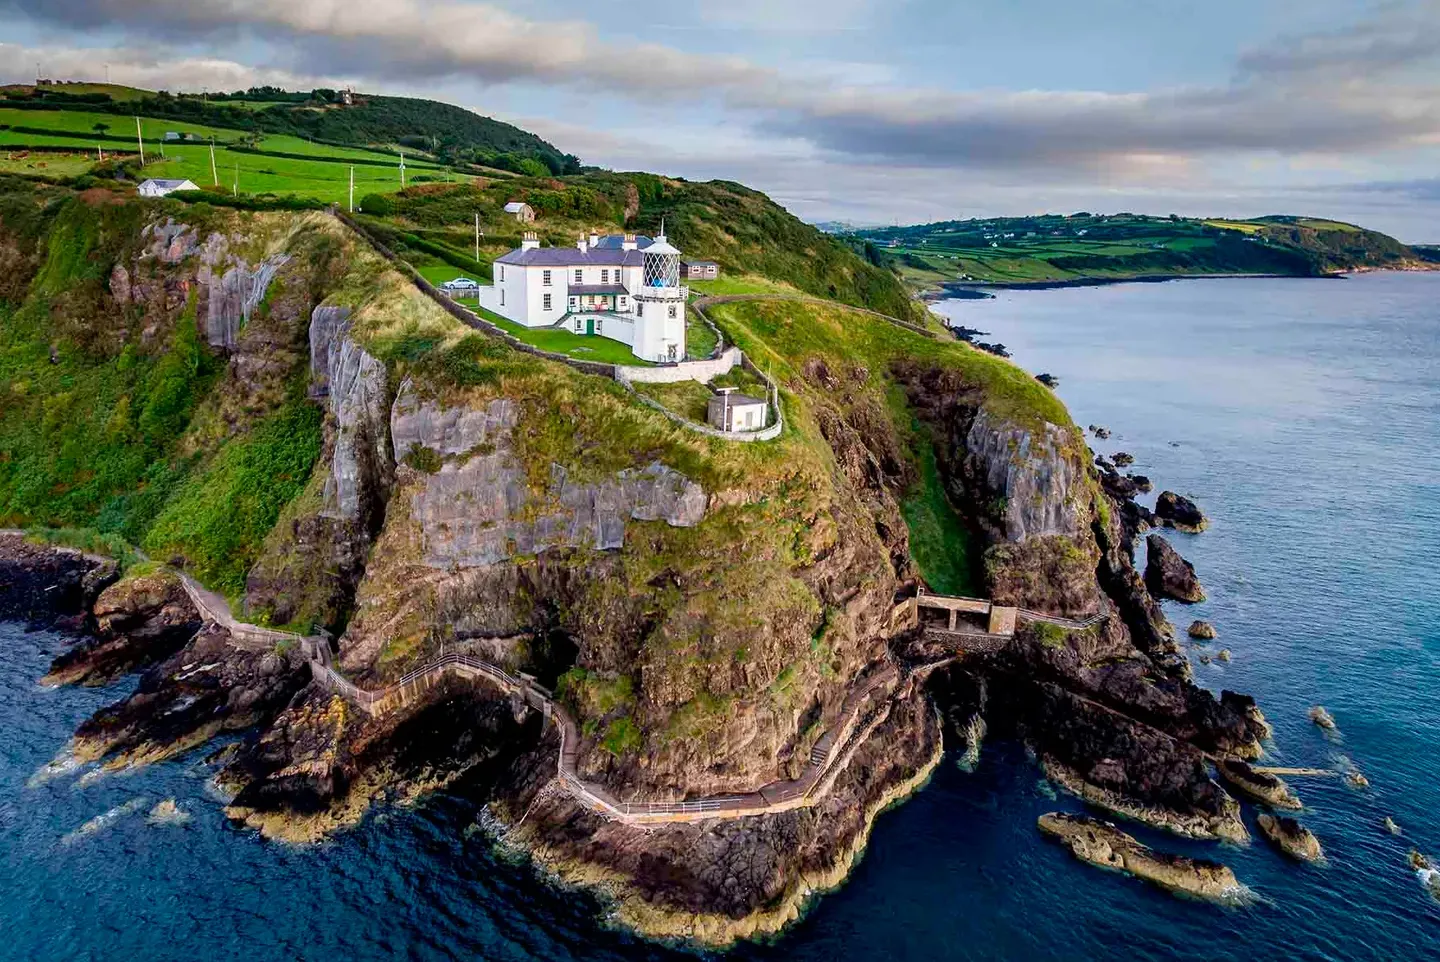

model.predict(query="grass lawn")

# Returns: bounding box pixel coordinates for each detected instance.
[689,274,803,297]
[686,312,719,359]
[0,107,241,143]
[473,306,651,366]
[634,380,713,422]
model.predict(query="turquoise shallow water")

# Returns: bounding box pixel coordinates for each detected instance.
[3,272,1438,960]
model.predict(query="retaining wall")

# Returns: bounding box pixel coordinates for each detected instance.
[616,346,742,384]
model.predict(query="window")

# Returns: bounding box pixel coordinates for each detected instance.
[574,269,582,284]
[498,265,505,281]
[575,318,582,333]
[543,293,552,311]
[542,270,552,286]
[636,302,644,317]
[668,305,678,318]
[601,269,609,284]
[568,297,577,310]
[500,289,505,306]
[597,319,603,334]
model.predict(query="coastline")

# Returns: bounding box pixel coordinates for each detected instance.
[934,263,1439,295]
[513,712,947,949]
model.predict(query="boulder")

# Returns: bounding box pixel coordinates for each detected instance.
[1217,649,1231,662]
[1129,474,1154,494]
[1038,812,1242,900]
[1112,452,1135,468]
[1100,470,1140,500]
[1309,705,1336,730]
[44,570,202,686]
[1217,760,1302,809]
[1384,817,1402,836]
[1155,491,1208,532]
[1257,814,1323,862]
[1188,620,1217,640]
[1145,535,1206,603]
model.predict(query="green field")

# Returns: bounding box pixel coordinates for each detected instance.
[473,306,652,366]
[0,107,459,204]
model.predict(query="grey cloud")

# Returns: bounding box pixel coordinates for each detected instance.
[1236,1,1440,78]
[3,0,780,95]
[4,0,1439,185]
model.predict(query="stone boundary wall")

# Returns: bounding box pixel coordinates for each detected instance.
[616,346,742,384]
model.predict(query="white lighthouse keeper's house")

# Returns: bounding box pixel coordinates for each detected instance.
[477,223,688,363]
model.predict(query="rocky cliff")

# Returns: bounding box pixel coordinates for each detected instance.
[8,196,1274,949]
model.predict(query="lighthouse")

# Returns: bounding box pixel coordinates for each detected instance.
[632,221,686,362]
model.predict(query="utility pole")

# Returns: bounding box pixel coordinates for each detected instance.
[399,150,406,188]
[232,162,238,197]
[209,137,218,186]
[135,116,144,164]
[474,212,480,263]
[349,166,355,213]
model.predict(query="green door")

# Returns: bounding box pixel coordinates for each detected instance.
[585,318,595,335]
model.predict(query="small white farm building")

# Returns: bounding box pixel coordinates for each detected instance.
[707,388,768,433]
[137,178,200,198]
[503,201,536,223]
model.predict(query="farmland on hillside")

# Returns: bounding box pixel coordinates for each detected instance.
[852,212,1419,286]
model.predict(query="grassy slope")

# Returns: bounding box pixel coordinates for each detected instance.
[705,298,1074,593]
[0,183,346,596]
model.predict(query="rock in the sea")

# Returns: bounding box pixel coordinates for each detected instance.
[1384,817,1402,835]
[1112,452,1135,468]
[1188,620,1217,640]
[44,570,202,686]
[1155,491,1208,532]
[1217,649,1231,662]
[1309,706,1337,730]
[1217,760,1302,809]
[1410,851,1440,899]
[1257,814,1323,862]
[1129,474,1154,494]
[1346,771,1370,789]
[147,799,191,826]
[1145,534,1206,603]
[1038,812,1242,900]
[1100,470,1141,500]
[1090,425,1112,440]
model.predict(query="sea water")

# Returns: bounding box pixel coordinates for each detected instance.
[2,272,1437,961]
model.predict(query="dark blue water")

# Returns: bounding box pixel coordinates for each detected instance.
[4,272,1438,960]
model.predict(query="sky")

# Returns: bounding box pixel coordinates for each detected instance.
[2,0,1438,240]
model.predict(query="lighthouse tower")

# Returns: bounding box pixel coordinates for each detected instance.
[632,222,686,362]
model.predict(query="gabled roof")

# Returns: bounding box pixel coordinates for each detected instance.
[710,392,767,408]
[140,178,198,190]
[682,259,719,267]
[503,201,532,212]
[494,247,645,268]
[568,284,628,295]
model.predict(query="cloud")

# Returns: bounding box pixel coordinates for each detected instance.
[2,42,339,92]
[4,0,780,95]
[1236,0,1440,79]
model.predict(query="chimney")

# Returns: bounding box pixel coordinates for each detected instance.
[589,231,599,248]
[577,234,588,252]
[521,231,539,251]
[621,234,637,252]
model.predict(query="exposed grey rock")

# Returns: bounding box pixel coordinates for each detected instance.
[965,408,1084,542]
[392,385,707,568]
[321,337,392,523]
[308,306,353,396]
[391,381,515,459]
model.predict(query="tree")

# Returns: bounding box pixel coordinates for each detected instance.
[92,122,110,135]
